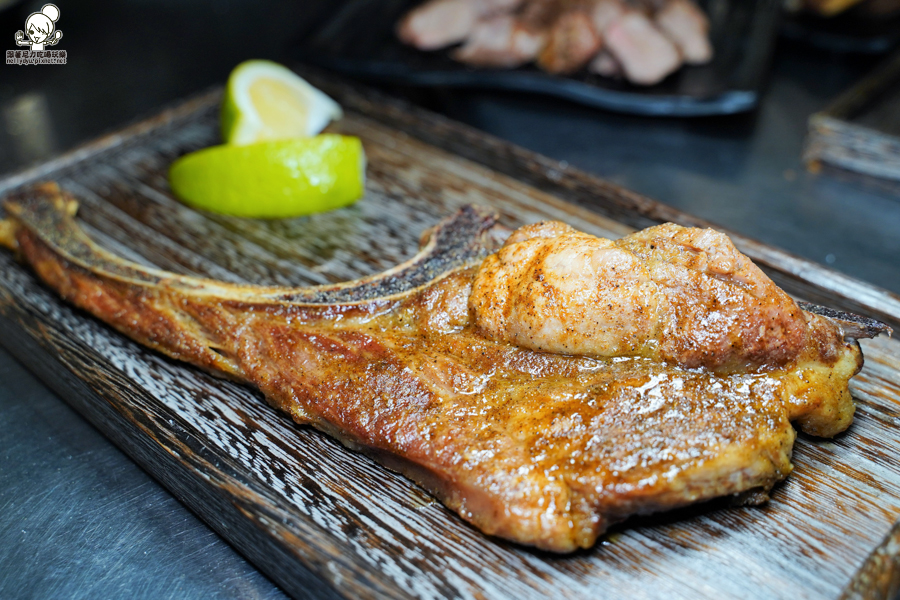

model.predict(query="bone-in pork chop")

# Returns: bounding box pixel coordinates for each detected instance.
[0,183,887,552]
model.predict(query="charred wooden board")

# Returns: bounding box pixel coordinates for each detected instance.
[1,70,900,599]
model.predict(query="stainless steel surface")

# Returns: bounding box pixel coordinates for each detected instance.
[1,0,899,597]
[0,345,288,599]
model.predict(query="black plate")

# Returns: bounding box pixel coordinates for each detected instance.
[293,0,782,117]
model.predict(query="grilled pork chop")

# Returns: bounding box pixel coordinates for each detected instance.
[0,183,888,552]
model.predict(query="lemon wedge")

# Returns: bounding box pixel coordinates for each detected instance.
[169,135,365,218]
[221,60,343,145]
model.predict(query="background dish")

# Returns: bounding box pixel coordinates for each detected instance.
[293,0,782,116]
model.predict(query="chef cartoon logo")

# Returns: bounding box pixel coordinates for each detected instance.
[6,4,66,65]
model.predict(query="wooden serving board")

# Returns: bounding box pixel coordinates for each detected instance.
[2,69,900,600]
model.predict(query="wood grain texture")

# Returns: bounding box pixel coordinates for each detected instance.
[1,73,899,599]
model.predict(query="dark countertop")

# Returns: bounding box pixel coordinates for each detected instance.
[0,1,898,598]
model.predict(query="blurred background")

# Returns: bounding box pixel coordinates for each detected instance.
[0,0,898,291]
[1,0,899,597]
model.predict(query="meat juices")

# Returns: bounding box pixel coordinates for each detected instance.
[2,184,885,552]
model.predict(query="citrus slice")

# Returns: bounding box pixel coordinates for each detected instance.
[169,135,365,218]
[221,60,343,145]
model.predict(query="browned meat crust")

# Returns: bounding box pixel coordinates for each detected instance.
[536,8,602,74]
[471,219,819,371]
[1,183,885,552]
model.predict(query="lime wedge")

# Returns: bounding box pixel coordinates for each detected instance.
[221,60,343,145]
[169,135,365,218]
